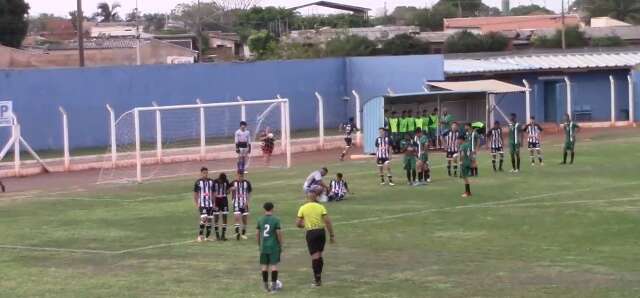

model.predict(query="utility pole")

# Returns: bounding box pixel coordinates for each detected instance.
[457,0,462,17]
[77,0,85,67]
[561,0,567,50]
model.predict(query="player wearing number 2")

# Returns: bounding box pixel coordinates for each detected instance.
[257,202,283,293]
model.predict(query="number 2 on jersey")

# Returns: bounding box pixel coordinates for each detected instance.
[263,224,271,237]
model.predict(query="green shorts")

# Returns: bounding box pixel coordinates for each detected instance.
[509,144,520,154]
[260,251,281,265]
[403,157,416,171]
[460,165,472,178]
[564,141,575,151]
[419,153,428,163]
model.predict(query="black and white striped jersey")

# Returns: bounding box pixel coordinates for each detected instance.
[343,122,356,139]
[330,179,348,196]
[193,178,214,208]
[375,136,391,159]
[231,180,252,208]
[489,127,503,149]
[213,179,230,198]
[445,130,460,152]
[524,123,543,143]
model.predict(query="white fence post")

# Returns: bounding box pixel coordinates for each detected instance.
[277,94,286,152]
[13,120,20,176]
[58,106,70,171]
[237,96,246,122]
[564,76,572,119]
[134,108,142,183]
[629,74,635,125]
[352,90,362,146]
[285,99,292,168]
[610,75,616,125]
[314,92,325,148]
[196,99,206,159]
[523,79,531,122]
[106,104,116,166]
[152,101,162,161]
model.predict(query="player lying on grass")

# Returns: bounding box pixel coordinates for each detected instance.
[297,185,335,287]
[488,121,505,172]
[414,128,430,185]
[259,128,275,167]
[257,202,283,293]
[193,167,215,242]
[339,117,358,161]
[444,122,461,177]
[524,116,544,166]
[231,172,252,240]
[328,173,351,202]
[508,113,523,173]
[562,113,580,165]
[458,136,474,198]
[375,127,394,186]
[213,173,231,241]
[235,121,251,173]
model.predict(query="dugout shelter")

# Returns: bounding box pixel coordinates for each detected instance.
[363,79,528,153]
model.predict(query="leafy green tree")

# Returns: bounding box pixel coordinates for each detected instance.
[573,0,640,24]
[480,31,510,51]
[142,13,167,33]
[234,6,293,40]
[381,34,430,55]
[510,4,554,16]
[533,26,588,48]
[591,35,627,47]
[445,30,509,53]
[292,14,369,30]
[325,34,377,57]
[248,30,278,59]
[0,0,30,48]
[174,1,224,32]
[95,2,122,23]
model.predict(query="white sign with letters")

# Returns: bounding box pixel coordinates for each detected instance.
[0,101,14,127]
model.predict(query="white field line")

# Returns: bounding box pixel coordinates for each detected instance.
[4,181,639,255]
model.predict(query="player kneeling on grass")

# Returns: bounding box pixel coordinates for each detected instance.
[193,167,215,242]
[328,173,351,202]
[257,202,283,293]
[458,136,474,198]
[213,173,231,241]
[375,127,394,186]
[414,128,430,185]
[297,186,335,287]
[231,172,253,240]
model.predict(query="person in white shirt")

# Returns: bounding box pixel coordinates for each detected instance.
[235,121,251,173]
[303,167,329,195]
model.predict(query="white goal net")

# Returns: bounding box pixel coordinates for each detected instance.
[98,98,291,183]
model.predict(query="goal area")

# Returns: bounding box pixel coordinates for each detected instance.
[98,98,291,183]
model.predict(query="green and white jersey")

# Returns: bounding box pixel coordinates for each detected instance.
[459,142,473,167]
[563,121,579,143]
[257,215,281,254]
[508,122,521,146]
[413,134,429,158]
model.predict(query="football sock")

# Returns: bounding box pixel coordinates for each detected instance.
[570,152,575,164]
[312,259,321,283]
[387,175,393,183]
[465,183,471,194]
[222,224,227,238]
[340,151,346,160]
[538,153,543,163]
[406,170,411,182]
[242,225,246,235]
[214,224,220,238]
[563,151,568,163]
[425,170,430,180]
[474,167,479,176]
[205,224,211,238]
[530,152,535,163]
[492,159,497,171]
[271,271,278,283]
[198,224,205,236]
[511,154,516,169]
[453,165,458,176]
[499,155,504,170]
[418,171,424,182]
[262,270,269,283]
[380,175,385,183]
[411,169,416,182]
[234,224,240,234]
[447,164,452,176]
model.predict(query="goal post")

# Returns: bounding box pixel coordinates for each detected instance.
[99,98,291,184]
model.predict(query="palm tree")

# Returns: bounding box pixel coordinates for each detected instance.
[581,0,640,24]
[95,2,122,23]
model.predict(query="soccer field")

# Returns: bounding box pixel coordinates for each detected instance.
[1,129,640,298]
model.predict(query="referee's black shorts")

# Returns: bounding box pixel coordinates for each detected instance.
[305,229,326,255]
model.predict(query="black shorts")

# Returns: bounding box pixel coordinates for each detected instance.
[490,147,504,154]
[213,197,229,214]
[528,142,540,149]
[376,158,389,166]
[328,193,345,201]
[199,207,213,217]
[446,151,458,159]
[306,229,326,255]
[344,137,353,147]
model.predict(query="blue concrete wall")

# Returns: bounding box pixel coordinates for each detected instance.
[0,59,348,150]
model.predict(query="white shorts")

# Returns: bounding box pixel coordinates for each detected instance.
[238,147,250,157]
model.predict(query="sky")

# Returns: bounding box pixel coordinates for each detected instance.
[25,0,566,17]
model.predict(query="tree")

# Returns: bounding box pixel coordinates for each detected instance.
[532,26,588,48]
[28,13,60,34]
[381,34,430,55]
[325,34,377,57]
[125,9,140,22]
[445,30,509,53]
[142,13,167,33]
[247,30,278,59]
[218,0,261,11]
[433,0,482,17]
[573,0,640,24]
[510,4,554,16]
[95,2,122,23]
[591,35,626,47]
[174,1,223,32]
[480,32,509,51]
[234,6,294,40]
[0,0,30,48]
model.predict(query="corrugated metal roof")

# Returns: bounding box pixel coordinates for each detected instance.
[445,51,640,75]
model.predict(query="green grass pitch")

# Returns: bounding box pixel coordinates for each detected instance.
[1,129,640,297]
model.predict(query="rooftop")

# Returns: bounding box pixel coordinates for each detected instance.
[445,48,640,76]
[289,1,371,14]
[444,14,581,33]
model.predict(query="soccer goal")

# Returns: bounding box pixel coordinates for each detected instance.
[98,98,291,184]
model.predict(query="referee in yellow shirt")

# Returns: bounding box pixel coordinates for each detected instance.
[296,185,335,287]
